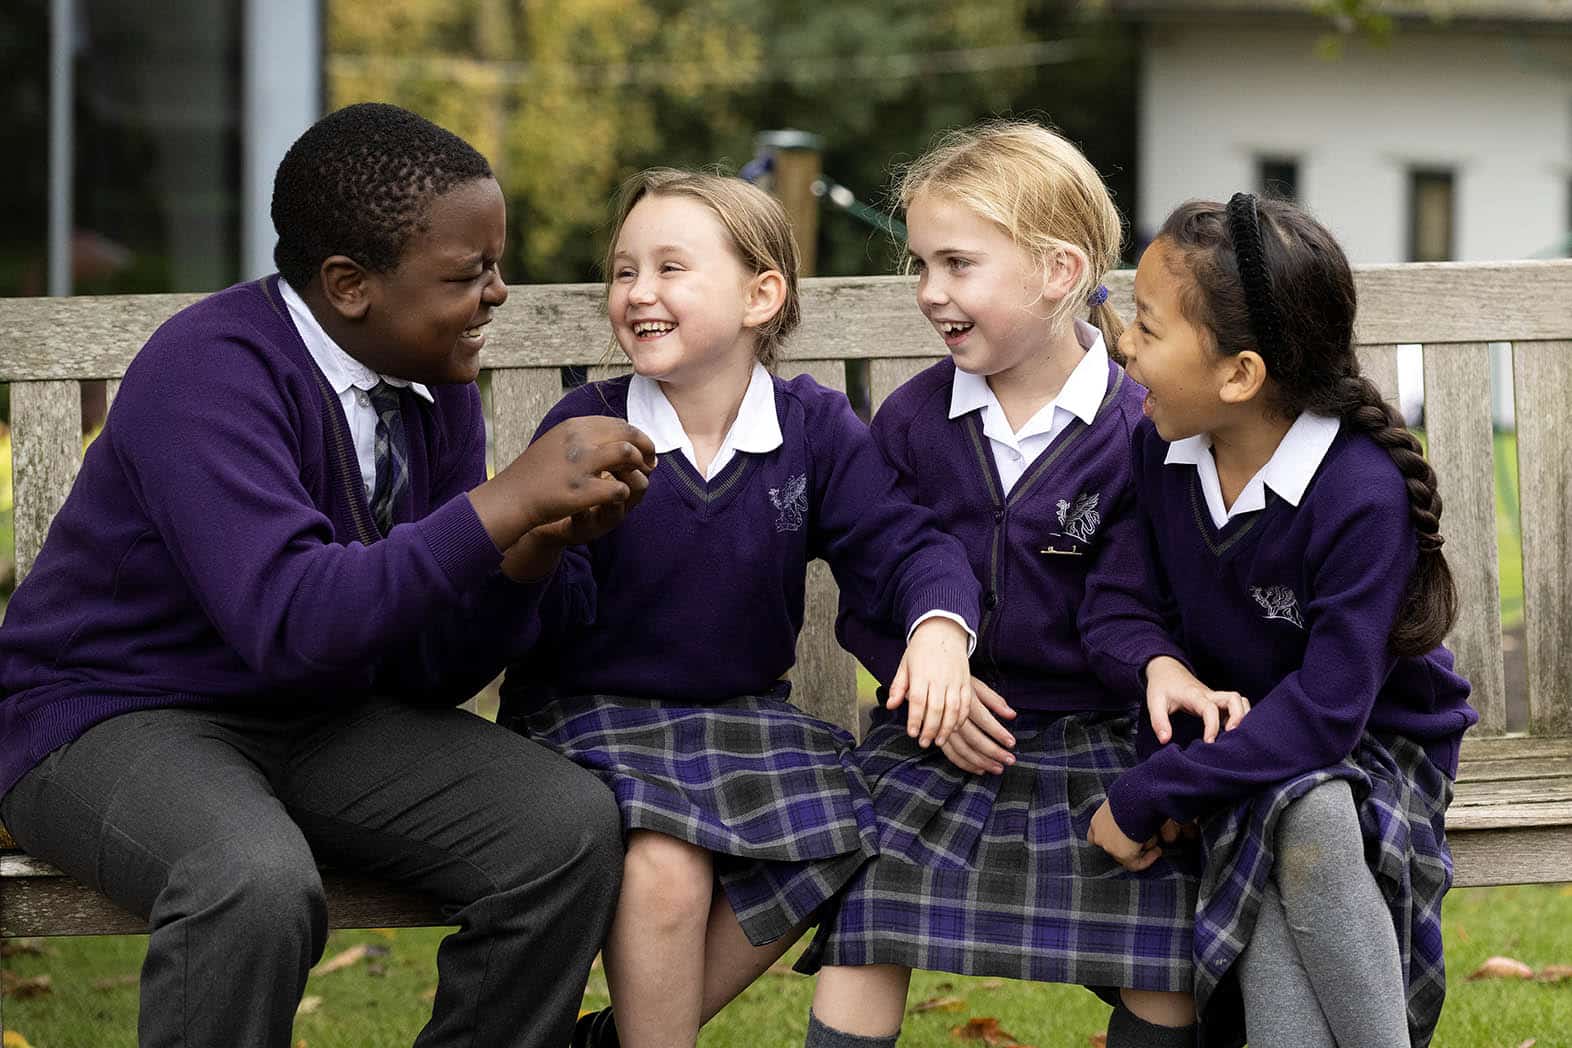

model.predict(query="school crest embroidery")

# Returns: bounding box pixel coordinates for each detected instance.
[1250,585,1305,628]
[769,473,808,532]
[1054,492,1102,543]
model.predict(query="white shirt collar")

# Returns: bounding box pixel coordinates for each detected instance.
[279,280,433,403]
[947,320,1109,436]
[1165,411,1341,525]
[626,363,783,478]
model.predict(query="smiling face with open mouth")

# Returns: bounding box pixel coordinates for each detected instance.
[606,193,760,388]
[352,176,510,386]
[904,189,1055,381]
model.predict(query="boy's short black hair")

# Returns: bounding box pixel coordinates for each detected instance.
[272,102,493,290]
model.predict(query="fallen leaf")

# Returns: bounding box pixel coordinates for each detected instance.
[296,1041,309,1048]
[1089,1035,1108,1048]
[3,1032,36,1048]
[92,973,140,991]
[1514,1040,1536,1048]
[949,1016,1035,1047]
[1535,966,1572,983]
[0,971,52,999]
[1455,925,1471,942]
[978,979,1006,991]
[311,943,389,975]
[296,995,323,1015]
[1467,956,1535,980]
[911,995,968,1013]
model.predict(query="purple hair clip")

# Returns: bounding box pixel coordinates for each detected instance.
[1087,283,1109,307]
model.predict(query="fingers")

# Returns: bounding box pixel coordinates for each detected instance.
[970,701,1016,750]
[1222,691,1251,730]
[971,678,1017,720]
[958,720,1013,771]
[1147,693,1174,744]
[936,680,969,747]
[1123,844,1163,873]
[917,680,945,747]
[940,734,993,775]
[887,659,909,711]
[1159,819,1183,845]
[577,439,653,480]
[1199,696,1220,744]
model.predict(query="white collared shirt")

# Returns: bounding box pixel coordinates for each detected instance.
[280,281,434,499]
[1164,411,1342,528]
[628,364,975,652]
[948,320,1109,494]
[626,363,783,480]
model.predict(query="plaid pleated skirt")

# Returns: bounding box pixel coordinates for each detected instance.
[1192,734,1455,1048]
[794,709,1200,993]
[514,689,879,947]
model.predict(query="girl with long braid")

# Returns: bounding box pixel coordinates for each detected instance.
[1087,193,1477,1047]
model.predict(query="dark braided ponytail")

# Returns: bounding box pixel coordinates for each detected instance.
[1155,195,1458,656]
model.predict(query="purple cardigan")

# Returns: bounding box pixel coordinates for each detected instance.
[0,277,545,798]
[837,356,1188,712]
[1103,418,1477,841]
[506,373,981,705]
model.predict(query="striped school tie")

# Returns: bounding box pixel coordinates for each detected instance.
[367,381,409,536]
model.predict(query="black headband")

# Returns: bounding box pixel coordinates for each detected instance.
[1226,192,1282,363]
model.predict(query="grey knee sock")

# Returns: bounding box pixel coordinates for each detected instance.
[1238,883,1337,1048]
[805,1011,899,1048]
[1273,779,1409,1048]
[1105,1005,1196,1048]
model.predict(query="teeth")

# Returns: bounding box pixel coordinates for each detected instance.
[939,321,974,335]
[633,321,675,336]
[462,327,482,338]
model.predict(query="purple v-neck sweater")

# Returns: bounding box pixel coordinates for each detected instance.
[507,374,981,705]
[836,356,1188,711]
[0,277,543,799]
[1103,418,1477,841]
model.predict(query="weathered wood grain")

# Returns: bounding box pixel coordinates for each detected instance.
[490,368,564,470]
[1448,825,1572,887]
[785,360,860,736]
[1512,340,1572,736]
[2,261,1568,379]
[1354,343,1400,407]
[1423,342,1507,735]
[1461,734,1572,763]
[869,357,935,416]
[0,855,448,937]
[10,381,82,582]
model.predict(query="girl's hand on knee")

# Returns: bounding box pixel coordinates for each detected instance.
[1088,799,1162,872]
[938,679,1018,775]
[1144,656,1250,744]
[889,618,973,748]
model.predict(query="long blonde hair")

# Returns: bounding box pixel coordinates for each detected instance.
[897,120,1126,349]
[603,168,801,368]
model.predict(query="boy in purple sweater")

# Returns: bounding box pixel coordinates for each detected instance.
[1089,195,1476,1047]
[0,103,656,1048]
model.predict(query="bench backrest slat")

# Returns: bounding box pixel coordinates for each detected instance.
[490,367,566,472]
[11,380,83,582]
[869,358,935,414]
[1513,339,1572,736]
[1423,341,1508,735]
[1354,344,1400,408]
[787,359,861,731]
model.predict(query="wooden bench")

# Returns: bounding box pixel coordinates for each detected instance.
[2,261,1569,937]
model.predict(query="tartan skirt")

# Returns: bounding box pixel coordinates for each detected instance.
[1192,733,1455,1048]
[514,689,879,947]
[793,709,1200,993]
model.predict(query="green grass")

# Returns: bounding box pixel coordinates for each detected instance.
[3,884,1570,1047]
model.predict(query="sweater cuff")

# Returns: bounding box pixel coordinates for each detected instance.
[415,494,506,593]
[901,582,982,640]
[907,610,978,656]
[1104,761,1170,843]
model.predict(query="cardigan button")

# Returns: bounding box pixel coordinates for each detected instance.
[985,591,999,610]
[993,509,1004,523]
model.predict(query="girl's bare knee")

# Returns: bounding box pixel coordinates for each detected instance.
[621,832,713,931]
[1118,988,1196,1027]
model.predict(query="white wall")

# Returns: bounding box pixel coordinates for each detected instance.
[1137,21,1572,264]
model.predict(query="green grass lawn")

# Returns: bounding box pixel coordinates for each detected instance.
[3,884,1569,1047]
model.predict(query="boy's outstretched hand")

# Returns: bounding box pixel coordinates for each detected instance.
[469,416,657,579]
[1144,655,1250,745]
[888,617,974,749]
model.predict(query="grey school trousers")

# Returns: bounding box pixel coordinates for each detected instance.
[0,698,623,1048]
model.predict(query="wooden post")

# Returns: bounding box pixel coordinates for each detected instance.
[755,130,823,276]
